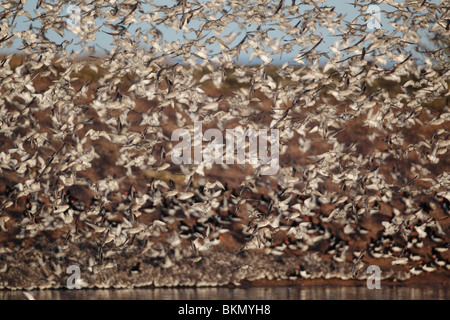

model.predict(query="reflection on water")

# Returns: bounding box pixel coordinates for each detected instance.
[1,285,448,300]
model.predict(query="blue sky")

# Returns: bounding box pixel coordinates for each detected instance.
[1,0,441,65]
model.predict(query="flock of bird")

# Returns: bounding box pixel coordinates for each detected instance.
[0,0,449,290]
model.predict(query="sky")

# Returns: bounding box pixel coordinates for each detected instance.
[1,0,442,65]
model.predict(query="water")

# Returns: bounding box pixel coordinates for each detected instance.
[1,285,448,300]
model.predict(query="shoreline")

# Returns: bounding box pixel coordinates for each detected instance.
[1,277,448,291]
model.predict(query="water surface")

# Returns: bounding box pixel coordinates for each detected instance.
[1,285,448,300]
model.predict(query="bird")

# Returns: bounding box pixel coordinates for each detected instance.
[352,250,366,278]
[0,0,448,291]
[23,292,35,300]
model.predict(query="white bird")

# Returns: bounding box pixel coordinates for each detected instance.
[23,292,35,300]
